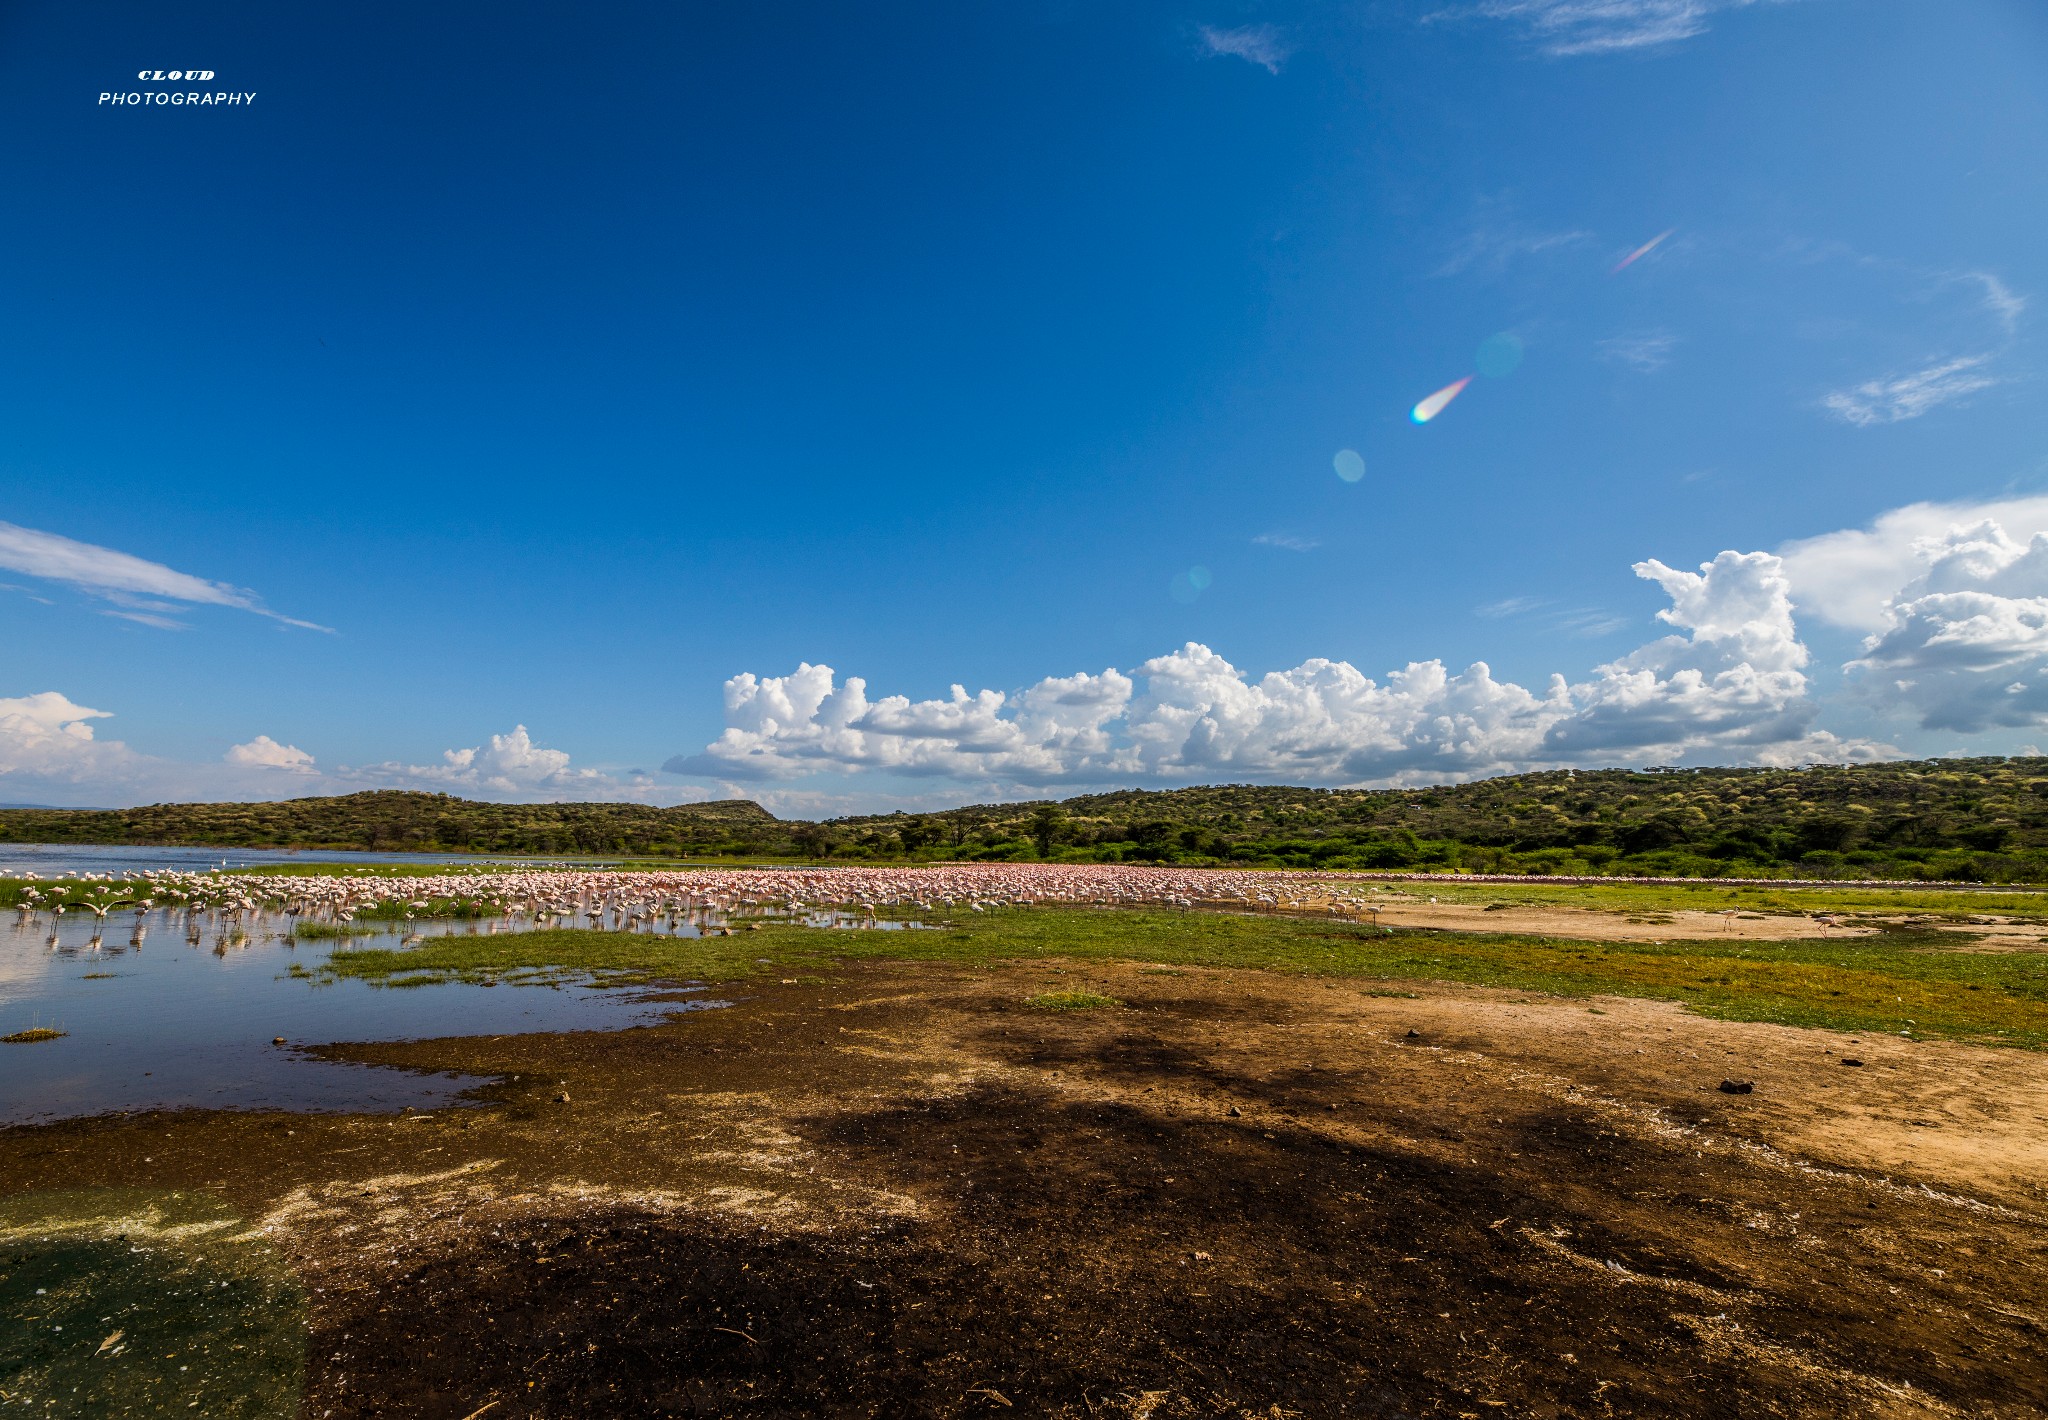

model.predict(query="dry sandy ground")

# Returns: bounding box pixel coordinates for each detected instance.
[1312,895,2048,950]
[5,960,2047,1417]
[1328,901,1874,942]
[1924,924,2048,953]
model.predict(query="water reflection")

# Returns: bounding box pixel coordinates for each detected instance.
[0,843,616,879]
[0,900,754,1126]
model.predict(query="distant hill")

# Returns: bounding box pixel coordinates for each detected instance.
[0,791,781,857]
[7,760,2048,881]
[819,758,2048,883]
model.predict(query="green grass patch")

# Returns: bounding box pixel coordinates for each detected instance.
[1372,878,2048,920]
[311,906,2048,1049]
[1026,989,1120,1011]
[289,921,382,940]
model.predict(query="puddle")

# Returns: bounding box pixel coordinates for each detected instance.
[0,908,719,1125]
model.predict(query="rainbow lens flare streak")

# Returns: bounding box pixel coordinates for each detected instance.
[1611,228,1674,274]
[1411,376,1471,424]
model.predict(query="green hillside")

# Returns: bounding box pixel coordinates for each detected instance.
[822,758,2048,882]
[0,791,780,858]
[8,759,2048,881]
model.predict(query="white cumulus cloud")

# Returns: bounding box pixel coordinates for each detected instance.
[225,735,317,773]
[1845,519,2048,732]
[0,692,121,783]
[1777,495,2048,632]
[0,700,713,807]
[342,724,638,799]
[673,549,1889,789]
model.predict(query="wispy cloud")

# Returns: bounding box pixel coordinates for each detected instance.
[1598,330,1679,372]
[0,521,329,632]
[1957,271,2027,335]
[1553,608,1631,637]
[1435,225,1591,278]
[103,609,189,631]
[1477,596,1626,636]
[1822,355,2000,427]
[1794,258,2023,428]
[1439,0,1772,57]
[1252,532,1319,551]
[1197,23,1292,73]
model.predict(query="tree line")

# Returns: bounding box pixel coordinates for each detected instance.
[9,759,2048,881]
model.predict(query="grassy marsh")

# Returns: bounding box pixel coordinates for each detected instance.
[1367,878,2048,919]
[318,905,2048,1049]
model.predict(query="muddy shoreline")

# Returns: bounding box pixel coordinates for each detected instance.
[5,959,2045,1417]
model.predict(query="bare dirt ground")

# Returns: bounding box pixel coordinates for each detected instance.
[5,960,2046,1418]
[1325,900,1878,942]
[1321,895,2048,950]
[1923,924,2048,953]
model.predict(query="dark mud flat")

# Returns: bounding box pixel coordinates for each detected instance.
[4,962,2046,1418]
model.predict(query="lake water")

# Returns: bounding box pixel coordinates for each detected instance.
[0,843,610,878]
[0,905,720,1126]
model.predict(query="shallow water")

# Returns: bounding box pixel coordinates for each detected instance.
[0,906,715,1125]
[0,843,610,878]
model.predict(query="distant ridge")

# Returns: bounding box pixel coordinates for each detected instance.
[0,790,777,857]
[4,760,2047,881]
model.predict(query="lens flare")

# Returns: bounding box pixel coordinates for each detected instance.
[1333,448,1365,482]
[1410,377,1471,424]
[1611,228,1674,274]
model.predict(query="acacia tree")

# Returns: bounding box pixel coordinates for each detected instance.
[789,823,835,859]
[1029,804,1066,858]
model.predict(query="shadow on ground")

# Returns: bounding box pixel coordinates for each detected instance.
[310,1061,2038,1418]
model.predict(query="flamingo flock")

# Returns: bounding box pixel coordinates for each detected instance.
[9,862,1393,941]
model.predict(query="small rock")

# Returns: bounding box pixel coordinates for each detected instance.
[555,1092,571,1103]
[1718,1079,1754,1095]
[272,1037,287,1046]
[1405,1029,1421,1039]
[1840,1058,1864,1068]
[1226,1105,1242,1118]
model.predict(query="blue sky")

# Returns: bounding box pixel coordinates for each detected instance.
[3,0,2046,812]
